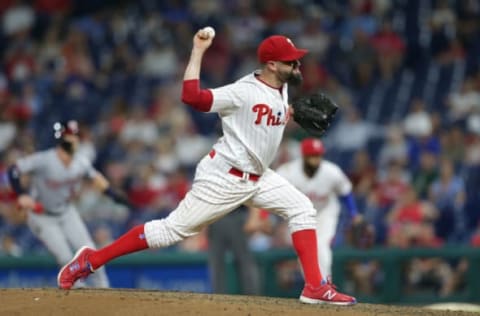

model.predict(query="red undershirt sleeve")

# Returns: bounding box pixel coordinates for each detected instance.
[181,79,213,112]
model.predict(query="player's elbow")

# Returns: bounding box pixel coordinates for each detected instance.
[181,80,213,112]
[181,93,197,107]
[7,164,26,194]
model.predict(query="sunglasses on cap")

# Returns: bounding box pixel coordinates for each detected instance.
[279,60,301,68]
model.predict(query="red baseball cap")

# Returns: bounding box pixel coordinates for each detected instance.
[301,138,325,156]
[257,35,308,63]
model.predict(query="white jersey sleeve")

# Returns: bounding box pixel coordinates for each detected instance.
[16,151,47,174]
[77,155,99,179]
[209,82,244,116]
[332,164,352,196]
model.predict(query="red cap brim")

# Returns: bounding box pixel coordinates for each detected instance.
[277,49,308,61]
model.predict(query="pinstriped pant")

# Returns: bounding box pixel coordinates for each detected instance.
[145,152,316,248]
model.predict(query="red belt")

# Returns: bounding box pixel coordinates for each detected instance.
[209,150,260,182]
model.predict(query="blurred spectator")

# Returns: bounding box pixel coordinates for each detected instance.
[378,125,408,169]
[61,27,94,79]
[296,11,330,58]
[153,137,179,174]
[440,221,480,296]
[366,161,410,243]
[447,78,480,123]
[429,159,467,242]
[411,150,438,199]
[349,150,377,207]
[403,99,433,139]
[76,183,129,227]
[0,107,17,152]
[5,42,36,83]
[326,106,379,153]
[368,162,409,211]
[227,0,265,51]
[141,40,178,80]
[340,0,378,45]
[387,187,439,248]
[0,234,23,257]
[439,127,466,167]
[120,106,159,146]
[322,76,352,108]
[429,0,457,58]
[345,29,376,88]
[2,0,35,37]
[300,55,329,94]
[470,221,480,247]
[406,256,453,296]
[465,132,480,166]
[77,123,96,162]
[404,100,441,169]
[371,19,405,80]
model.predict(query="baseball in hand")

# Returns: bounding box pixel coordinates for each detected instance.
[201,26,215,39]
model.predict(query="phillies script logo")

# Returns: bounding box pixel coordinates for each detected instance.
[252,104,288,126]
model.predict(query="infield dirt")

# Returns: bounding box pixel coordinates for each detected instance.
[0,288,477,316]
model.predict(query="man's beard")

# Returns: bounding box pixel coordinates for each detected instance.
[279,69,303,86]
[287,71,303,86]
[60,140,76,155]
[303,161,319,178]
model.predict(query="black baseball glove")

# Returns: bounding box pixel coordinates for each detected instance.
[291,93,338,137]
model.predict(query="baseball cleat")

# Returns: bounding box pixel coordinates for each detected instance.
[57,246,95,290]
[299,278,357,305]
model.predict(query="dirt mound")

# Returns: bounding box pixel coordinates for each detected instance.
[0,288,475,316]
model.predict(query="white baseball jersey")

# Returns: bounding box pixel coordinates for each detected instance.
[144,72,319,252]
[276,158,352,276]
[276,159,352,215]
[210,71,290,175]
[16,149,99,214]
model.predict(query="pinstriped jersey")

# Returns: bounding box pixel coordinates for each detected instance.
[16,149,98,213]
[276,159,352,212]
[210,71,289,175]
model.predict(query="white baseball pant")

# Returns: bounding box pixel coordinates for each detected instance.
[145,152,317,248]
[315,205,341,277]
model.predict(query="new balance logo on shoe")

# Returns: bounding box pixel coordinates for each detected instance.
[322,289,337,300]
[299,280,356,306]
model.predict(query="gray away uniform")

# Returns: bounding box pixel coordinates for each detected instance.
[16,149,109,288]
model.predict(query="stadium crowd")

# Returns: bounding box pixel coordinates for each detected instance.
[0,0,480,295]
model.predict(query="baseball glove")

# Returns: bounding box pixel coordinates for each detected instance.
[346,218,375,249]
[291,93,338,137]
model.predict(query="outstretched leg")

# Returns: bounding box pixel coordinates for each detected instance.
[58,181,252,289]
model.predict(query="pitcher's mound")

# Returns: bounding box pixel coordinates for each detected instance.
[0,288,476,316]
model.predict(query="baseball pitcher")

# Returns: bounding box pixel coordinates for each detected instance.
[57,28,356,305]
[7,121,128,288]
[277,138,363,277]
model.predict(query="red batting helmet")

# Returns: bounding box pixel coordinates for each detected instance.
[301,138,325,156]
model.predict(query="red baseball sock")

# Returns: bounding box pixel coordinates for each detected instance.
[291,229,323,287]
[89,224,149,270]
